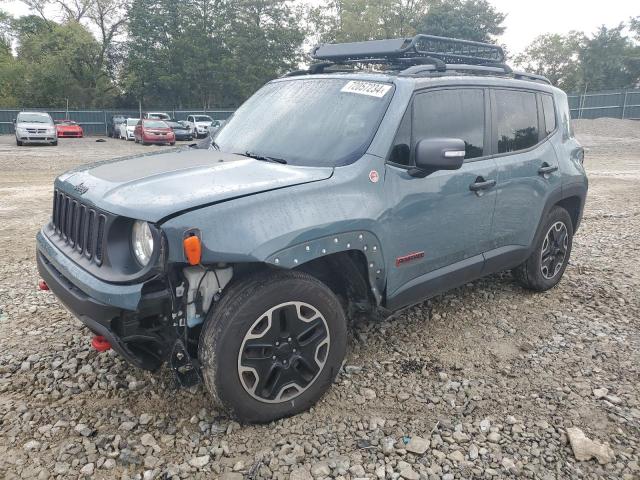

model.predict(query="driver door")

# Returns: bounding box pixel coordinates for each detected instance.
[383,87,498,307]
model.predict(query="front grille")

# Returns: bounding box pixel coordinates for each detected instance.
[51,189,107,265]
[26,128,47,134]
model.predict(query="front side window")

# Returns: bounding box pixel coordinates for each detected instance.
[495,90,539,154]
[413,89,485,160]
[215,78,394,167]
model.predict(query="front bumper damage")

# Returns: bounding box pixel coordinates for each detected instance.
[36,231,178,372]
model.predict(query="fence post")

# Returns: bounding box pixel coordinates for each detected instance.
[621,91,628,120]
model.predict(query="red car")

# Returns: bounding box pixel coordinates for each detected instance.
[55,120,83,138]
[134,119,176,146]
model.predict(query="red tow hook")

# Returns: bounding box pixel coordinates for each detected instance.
[38,280,49,291]
[91,335,112,352]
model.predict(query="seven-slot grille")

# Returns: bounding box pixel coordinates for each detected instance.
[51,189,106,265]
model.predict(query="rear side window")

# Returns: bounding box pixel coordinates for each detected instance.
[494,90,539,154]
[541,94,557,136]
[413,89,485,160]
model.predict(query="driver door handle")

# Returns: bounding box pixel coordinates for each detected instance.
[538,163,558,175]
[469,178,496,192]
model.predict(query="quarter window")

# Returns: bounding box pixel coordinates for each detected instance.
[413,89,485,160]
[495,90,539,154]
[388,107,411,166]
[541,94,557,136]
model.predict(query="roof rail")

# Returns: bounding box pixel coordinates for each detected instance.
[399,64,552,85]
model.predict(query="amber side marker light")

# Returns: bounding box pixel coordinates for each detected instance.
[183,235,202,265]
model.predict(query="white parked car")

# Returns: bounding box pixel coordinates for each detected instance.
[119,118,140,140]
[14,111,57,146]
[185,114,214,138]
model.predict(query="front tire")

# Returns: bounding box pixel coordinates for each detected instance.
[199,270,347,423]
[514,206,573,291]
[16,138,22,146]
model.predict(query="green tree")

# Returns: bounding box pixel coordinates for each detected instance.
[11,16,116,106]
[417,0,505,43]
[125,0,306,109]
[579,24,639,90]
[308,0,429,44]
[513,33,585,92]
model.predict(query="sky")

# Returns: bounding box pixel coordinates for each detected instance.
[2,0,638,55]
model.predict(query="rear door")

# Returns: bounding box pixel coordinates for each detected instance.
[384,87,499,301]
[489,88,562,250]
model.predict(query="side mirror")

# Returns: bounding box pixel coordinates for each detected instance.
[12,118,16,124]
[410,138,466,177]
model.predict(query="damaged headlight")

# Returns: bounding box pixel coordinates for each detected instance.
[132,220,154,266]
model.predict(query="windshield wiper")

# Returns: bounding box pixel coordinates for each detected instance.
[240,151,287,164]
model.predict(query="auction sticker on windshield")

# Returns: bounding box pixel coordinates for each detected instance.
[341,81,392,98]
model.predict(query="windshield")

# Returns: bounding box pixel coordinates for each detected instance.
[144,120,168,128]
[166,121,184,128]
[127,118,140,126]
[17,112,53,124]
[194,115,212,122]
[215,78,394,166]
[56,121,76,126]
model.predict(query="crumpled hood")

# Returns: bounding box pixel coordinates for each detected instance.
[55,149,333,223]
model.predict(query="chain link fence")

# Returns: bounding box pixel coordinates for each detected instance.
[568,89,640,120]
[1,89,638,135]
[0,108,235,135]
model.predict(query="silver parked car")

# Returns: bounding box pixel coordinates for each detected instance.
[14,111,58,146]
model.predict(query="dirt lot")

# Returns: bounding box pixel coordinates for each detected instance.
[0,122,638,480]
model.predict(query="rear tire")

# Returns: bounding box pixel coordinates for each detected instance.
[199,270,347,423]
[514,206,573,291]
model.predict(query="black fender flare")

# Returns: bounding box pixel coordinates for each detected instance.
[265,230,385,305]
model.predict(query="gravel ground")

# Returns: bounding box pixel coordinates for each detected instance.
[0,121,639,480]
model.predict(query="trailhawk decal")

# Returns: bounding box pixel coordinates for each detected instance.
[340,81,392,98]
[396,251,425,267]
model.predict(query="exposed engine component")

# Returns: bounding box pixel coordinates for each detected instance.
[182,266,233,327]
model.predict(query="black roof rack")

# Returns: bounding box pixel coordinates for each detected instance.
[286,35,550,85]
[312,35,505,65]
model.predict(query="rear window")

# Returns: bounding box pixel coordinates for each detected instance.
[494,90,539,154]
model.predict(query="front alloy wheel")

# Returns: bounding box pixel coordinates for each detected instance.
[238,301,330,403]
[199,270,346,423]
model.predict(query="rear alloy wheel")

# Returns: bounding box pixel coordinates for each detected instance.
[199,270,347,423]
[514,206,573,291]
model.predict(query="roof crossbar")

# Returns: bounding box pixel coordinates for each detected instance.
[312,34,505,65]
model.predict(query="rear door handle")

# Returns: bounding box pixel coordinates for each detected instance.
[538,164,558,175]
[469,178,496,192]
